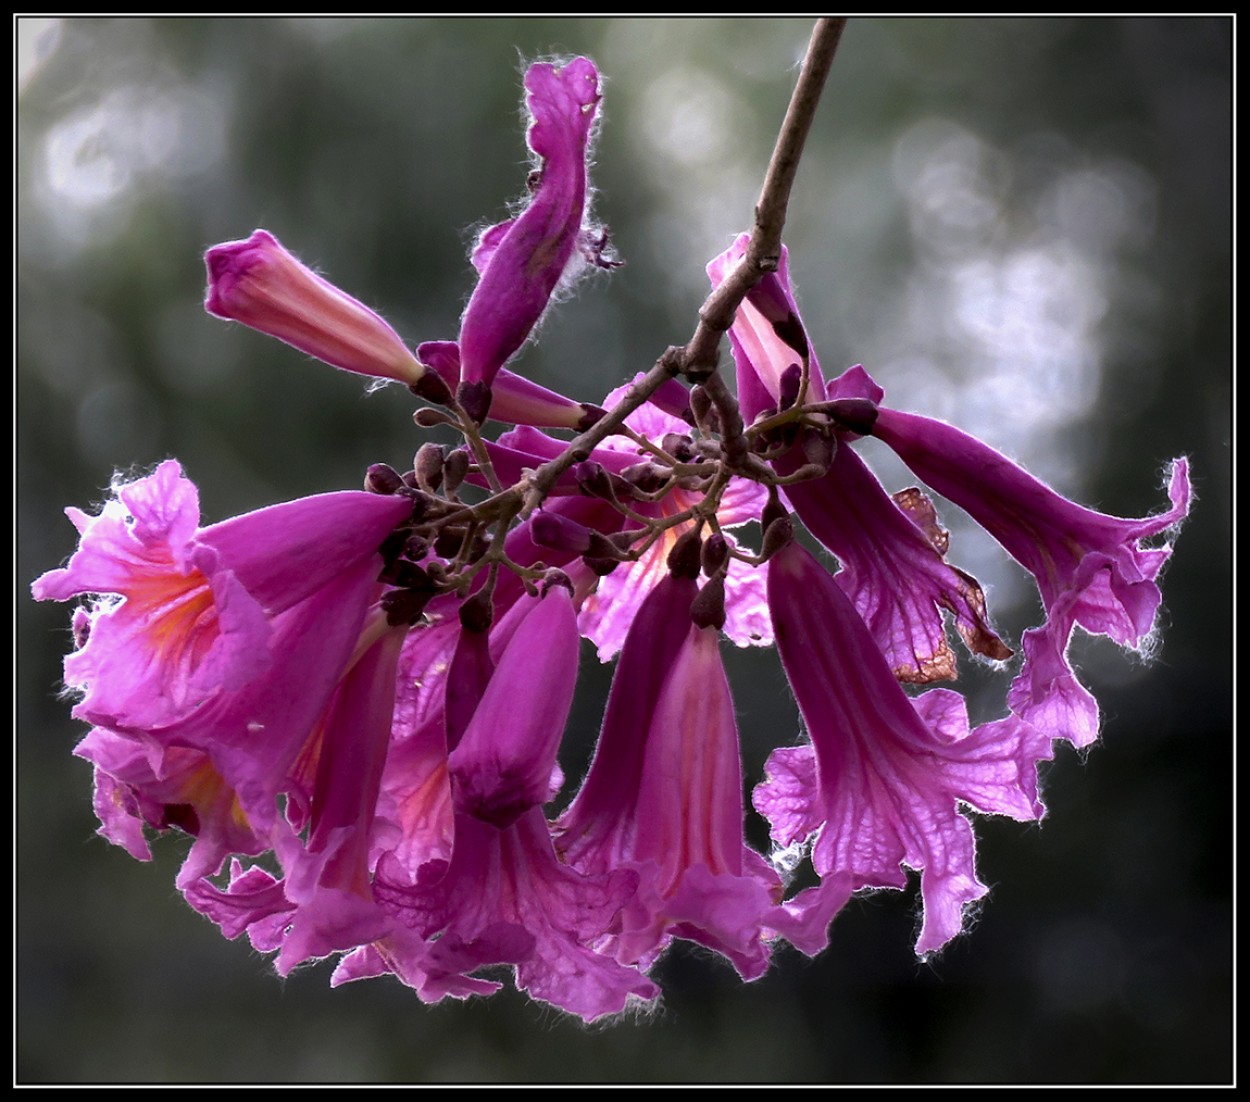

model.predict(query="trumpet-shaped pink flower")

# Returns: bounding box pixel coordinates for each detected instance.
[457,57,607,410]
[205,229,425,386]
[447,586,579,827]
[870,408,1189,747]
[31,460,412,733]
[756,540,1051,956]
[559,573,832,977]
[369,809,657,1021]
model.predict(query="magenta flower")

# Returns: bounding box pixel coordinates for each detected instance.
[31,460,412,733]
[872,407,1190,745]
[204,229,425,386]
[707,234,826,422]
[709,238,1011,682]
[455,57,607,416]
[756,539,1052,955]
[36,42,1193,1023]
[367,809,656,1021]
[75,728,267,888]
[557,574,771,976]
[447,586,579,827]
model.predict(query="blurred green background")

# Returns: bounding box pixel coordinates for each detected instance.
[17,17,1231,1084]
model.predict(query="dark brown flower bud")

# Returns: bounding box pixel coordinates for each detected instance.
[761,487,788,533]
[414,407,457,429]
[667,527,703,579]
[459,588,494,633]
[415,443,445,493]
[814,396,879,436]
[532,511,592,554]
[456,379,492,425]
[760,515,795,561]
[701,532,730,577]
[801,426,837,473]
[442,448,470,496]
[411,371,453,407]
[364,463,404,496]
[778,363,803,411]
[661,432,695,463]
[691,575,726,631]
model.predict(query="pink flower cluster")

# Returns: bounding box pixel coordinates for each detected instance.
[34,57,1189,1021]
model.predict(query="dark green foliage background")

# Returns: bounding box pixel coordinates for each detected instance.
[18,17,1231,1084]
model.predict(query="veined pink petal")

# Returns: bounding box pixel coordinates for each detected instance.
[782,442,1010,683]
[759,540,1050,956]
[872,408,1190,650]
[375,809,656,1021]
[447,587,579,827]
[32,461,411,733]
[204,229,424,385]
[271,628,408,974]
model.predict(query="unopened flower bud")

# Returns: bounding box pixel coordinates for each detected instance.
[801,426,837,472]
[532,511,593,554]
[204,230,425,386]
[661,432,696,463]
[573,460,621,503]
[761,487,788,533]
[690,575,726,631]
[442,448,470,496]
[364,463,404,496]
[821,396,880,436]
[759,515,795,560]
[459,588,495,633]
[667,528,703,579]
[456,379,493,425]
[415,443,446,493]
[620,462,669,495]
[701,532,730,577]
[778,363,802,411]
[689,385,714,430]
